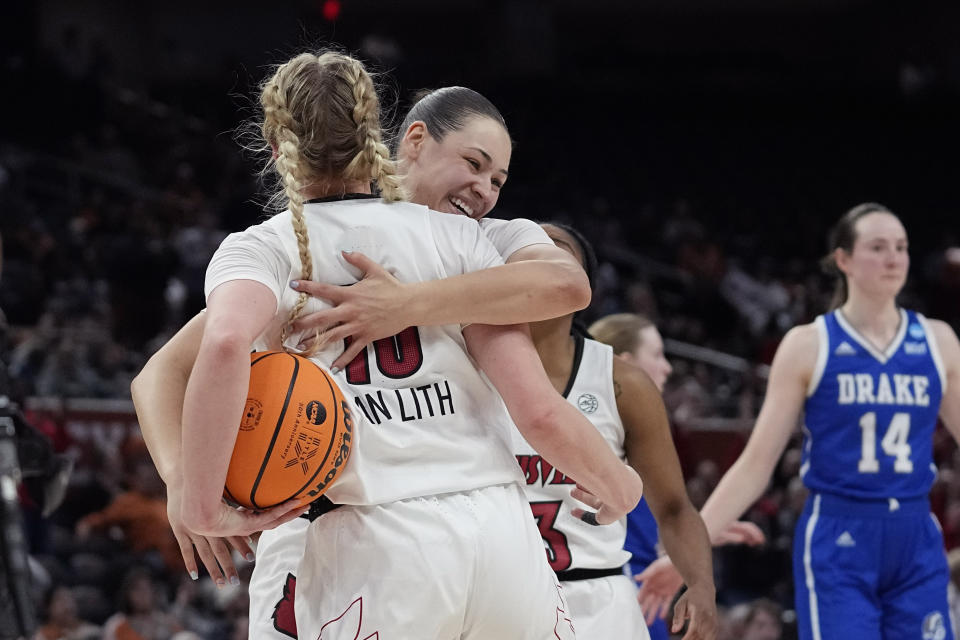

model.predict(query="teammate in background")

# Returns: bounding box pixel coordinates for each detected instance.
[170,51,643,638]
[519,223,717,640]
[588,313,764,639]
[637,203,960,640]
[133,84,604,638]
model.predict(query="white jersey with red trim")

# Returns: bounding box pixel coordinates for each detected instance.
[512,335,632,572]
[205,197,523,506]
[243,210,560,639]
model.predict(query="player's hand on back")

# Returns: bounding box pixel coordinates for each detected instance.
[290,251,414,369]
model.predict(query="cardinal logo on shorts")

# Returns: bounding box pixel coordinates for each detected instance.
[922,611,947,640]
[271,573,298,638]
[319,596,379,640]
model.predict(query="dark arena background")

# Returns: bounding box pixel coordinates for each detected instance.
[2,1,960,638]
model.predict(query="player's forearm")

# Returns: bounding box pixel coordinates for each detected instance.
[517,401,641,514]
[655,502,715,593]
[131,312,206,487]
[131,358,189,487]
[406,259,590,326]
[180,333,250,530]
[699,453,775,541]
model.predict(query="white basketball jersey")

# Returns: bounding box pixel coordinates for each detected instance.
[479,217,552,258]
[511,335,631,571]
[205,197,523,506]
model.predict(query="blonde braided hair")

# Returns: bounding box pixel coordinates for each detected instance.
[258,51,406,349]
[341,57,407,202]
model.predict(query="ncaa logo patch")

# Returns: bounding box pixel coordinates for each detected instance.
[909,323,925,340]
[577,393,599,414]
[306,400,327,425]
[922,611,946,640]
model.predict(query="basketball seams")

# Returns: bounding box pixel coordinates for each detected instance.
[250,353,301,510]
[228,351,349,509]
[291,360,342,502]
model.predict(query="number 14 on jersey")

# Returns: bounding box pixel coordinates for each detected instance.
[858,411,913,473]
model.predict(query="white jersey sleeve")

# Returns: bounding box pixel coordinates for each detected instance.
[478,217,552,259]
[430,214,505,273]
[204,224,290,307]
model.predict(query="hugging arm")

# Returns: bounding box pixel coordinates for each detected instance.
[464,322,643,522]
[131,312,254,584]
[292,244,590,369]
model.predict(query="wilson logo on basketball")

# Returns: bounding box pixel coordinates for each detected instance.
[305,400,354,498]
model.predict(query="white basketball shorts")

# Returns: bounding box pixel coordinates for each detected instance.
[295,482,576,640]
[248,516,309,638]
[562,574,650,640]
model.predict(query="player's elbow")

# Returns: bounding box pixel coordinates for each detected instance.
[554,262,591,311]
[512,399,565,444]
[202,326,253,362]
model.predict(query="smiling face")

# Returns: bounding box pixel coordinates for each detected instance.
[835,211,909,300]
[399,116,511,219]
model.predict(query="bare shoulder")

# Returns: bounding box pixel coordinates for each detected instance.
[766,321,822,389]
[926,317,960,363]
[777,322,820,361]
[926,317,960,344]
[610,355,662,407]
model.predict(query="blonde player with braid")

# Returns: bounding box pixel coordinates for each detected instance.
[179,51,642,639]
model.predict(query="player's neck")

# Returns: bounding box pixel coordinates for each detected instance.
[840,294,901,344]
[301,178,372,200]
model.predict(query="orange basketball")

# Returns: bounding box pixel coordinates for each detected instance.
[224,351,354,510]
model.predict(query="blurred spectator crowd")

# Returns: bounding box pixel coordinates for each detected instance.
[4,25,960,640]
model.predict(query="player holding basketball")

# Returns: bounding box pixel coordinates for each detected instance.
[511,223,716,640]
[178,51,642,639]
[132,85,608,637]
[636,203,960,640]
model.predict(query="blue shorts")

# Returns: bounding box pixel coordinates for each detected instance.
[625,499,668,640]
[793,492,952,640]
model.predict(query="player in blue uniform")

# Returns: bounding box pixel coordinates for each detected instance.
[637,203,960,639]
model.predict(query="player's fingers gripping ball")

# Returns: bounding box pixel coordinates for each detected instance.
[224,351,354,509]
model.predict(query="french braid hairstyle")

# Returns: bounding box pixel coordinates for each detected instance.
[258,51,408,347]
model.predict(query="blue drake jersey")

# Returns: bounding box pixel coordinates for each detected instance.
[802,309,946,499]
